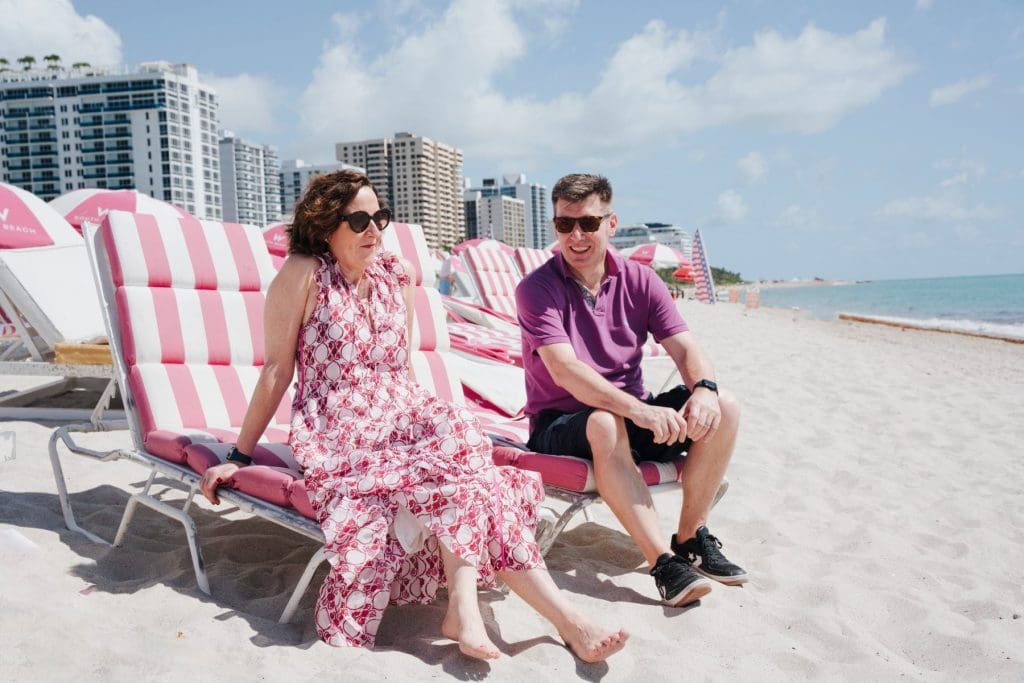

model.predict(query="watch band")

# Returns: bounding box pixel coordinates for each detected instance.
[225,446,253,466]
[693,379,718,394]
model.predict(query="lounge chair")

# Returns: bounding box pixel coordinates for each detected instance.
[513,246,552,276]
[49,213,535,623]
[0,243,122,424]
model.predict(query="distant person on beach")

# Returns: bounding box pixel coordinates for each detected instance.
[198,170,626,662]
[516,173,748,607]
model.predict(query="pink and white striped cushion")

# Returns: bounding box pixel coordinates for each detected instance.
[100,211,290,481]
[381,222,433,287]
[463,247,522,318]
[410,286,450,353]
[447,322,522,366]
[117,288,267,366]
[103,212,276,292]
[513,247,551,275]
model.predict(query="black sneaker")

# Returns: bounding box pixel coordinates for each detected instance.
[672,526,748,585]
[649,553,713,606]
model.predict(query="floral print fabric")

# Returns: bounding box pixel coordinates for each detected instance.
[289,250,545,647]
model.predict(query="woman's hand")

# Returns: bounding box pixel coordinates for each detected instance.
[199,462,242,505]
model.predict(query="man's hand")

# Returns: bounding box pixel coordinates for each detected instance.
[683,389,721,442]
[629,403,689,445]
[199,462,242,505]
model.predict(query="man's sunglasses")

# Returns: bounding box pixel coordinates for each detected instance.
[553,213,612,234]
[341,208,392,233]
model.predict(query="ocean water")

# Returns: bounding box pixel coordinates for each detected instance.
[757,273,1024,340]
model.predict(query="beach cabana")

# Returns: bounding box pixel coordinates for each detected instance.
[50,188,191,234]
[0,183,119,422]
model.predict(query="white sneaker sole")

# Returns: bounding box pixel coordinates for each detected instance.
[662,576,714,606]
[696,567,749,586]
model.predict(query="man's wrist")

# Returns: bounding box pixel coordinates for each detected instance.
[692,379,718,394]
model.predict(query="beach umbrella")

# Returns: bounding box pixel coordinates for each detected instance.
[451,238,515,256]
[50,189,191,233]
[1,182,81,249]
[262,221,290,257]
[621,243,691,270]
[672,265,695,282]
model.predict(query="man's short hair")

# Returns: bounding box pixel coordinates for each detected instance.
[551,173,613,208]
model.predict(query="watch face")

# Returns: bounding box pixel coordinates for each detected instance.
[698,380,717,391]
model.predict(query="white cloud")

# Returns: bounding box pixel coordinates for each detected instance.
[773,204,818,230]
[929,75,993,106]
[738,152,767,183]
[915,0,934,10]
[934,155,986,187]
[716,189,748,222]
[0,0,122,68]
[297,6,911,165]
[202,73,286,136]
[878,195,999,222]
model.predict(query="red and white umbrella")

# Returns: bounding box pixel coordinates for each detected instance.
[262,222,290,257]
[50,189,191,234]
[620,243,691,270]
[1,182,81,249]
[452,238,515,256]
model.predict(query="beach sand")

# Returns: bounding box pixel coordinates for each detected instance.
[1,302,1022,680]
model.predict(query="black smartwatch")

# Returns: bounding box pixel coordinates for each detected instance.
[692,379,718,394]
[225,446,253,466]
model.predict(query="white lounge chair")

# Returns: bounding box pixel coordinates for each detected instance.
[0,243,122,424]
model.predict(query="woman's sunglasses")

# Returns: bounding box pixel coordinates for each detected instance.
[553,213,611,234]
[341,208,392,233]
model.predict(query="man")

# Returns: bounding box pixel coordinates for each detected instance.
[515,173,746,607]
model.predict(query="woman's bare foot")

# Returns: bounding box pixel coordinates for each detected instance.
[558,619,629,663]
[441,608,501,660]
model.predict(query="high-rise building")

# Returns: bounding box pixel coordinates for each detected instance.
[279,159,363,217]
[464,194,526,247]
[218,131,281,225]
[335,132,464,249]
[463,173,548,248]
[0,62,221,218]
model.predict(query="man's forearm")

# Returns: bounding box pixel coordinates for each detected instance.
[551,357,647,419]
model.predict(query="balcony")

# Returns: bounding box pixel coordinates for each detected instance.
[31,162,59,169]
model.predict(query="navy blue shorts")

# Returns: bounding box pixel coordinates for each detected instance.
[527,385,693,463]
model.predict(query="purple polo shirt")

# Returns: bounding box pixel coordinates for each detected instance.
[516,249,688,427]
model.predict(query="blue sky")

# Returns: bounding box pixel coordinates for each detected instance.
[3,0,1022,280]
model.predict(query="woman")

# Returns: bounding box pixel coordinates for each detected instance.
[199,170,627,662]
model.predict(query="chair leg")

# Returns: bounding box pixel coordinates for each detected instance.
[111,468,210,595]
[279,547,328,624]
[536,491,597,556]
[48,425,117,545]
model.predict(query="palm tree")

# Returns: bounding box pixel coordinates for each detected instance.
[72,61,91,70]
[0,57,10,73]
[17,55,36,71]
[44,54,62,70]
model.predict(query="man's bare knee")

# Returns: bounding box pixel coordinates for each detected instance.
[718,388,740,432]
[585,410,627,460]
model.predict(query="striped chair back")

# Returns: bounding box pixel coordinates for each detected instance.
[462,246,521,319]
[513,247,551,276]
[382,223,462,406]
[98,211,292,463]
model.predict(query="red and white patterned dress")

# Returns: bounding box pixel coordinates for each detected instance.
[289,250,545,648]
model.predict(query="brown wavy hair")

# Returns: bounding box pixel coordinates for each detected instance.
[286,170,385,256]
